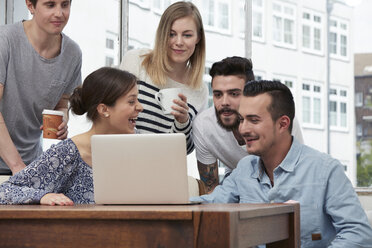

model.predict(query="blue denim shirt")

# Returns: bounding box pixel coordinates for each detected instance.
[192,139,372,248]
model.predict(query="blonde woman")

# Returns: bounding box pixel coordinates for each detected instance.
[120,1,207,154]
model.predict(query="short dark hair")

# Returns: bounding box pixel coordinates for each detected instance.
[29,0,72,7]
[243,80,295,132]
[209,56,254,84]
[69,67,137,121]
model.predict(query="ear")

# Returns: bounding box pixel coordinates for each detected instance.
[97,103,110,118]
[26,0,35,14]
[277,115,291,133]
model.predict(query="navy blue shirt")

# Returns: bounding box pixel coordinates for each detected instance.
[0,139,94,204]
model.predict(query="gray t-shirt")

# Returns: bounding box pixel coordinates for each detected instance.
[0,22,82,173]
[193,107,304,173]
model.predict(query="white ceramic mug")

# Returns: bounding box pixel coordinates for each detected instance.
[155,88,183,114]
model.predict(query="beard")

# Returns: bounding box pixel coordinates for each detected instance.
[215,107,240,131]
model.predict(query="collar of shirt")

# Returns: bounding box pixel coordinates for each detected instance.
[250,137,303,181]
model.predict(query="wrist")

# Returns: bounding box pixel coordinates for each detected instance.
[9,161,26,174]
[174,118,190,130]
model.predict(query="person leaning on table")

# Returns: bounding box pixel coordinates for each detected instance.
[191,80,372,247]
[0,67,143,205]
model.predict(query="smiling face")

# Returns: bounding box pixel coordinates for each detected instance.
[167,16,200,68]
[106,85,143,134]
[27,0,70,36]
[238,93,278,157]
[213,75,246,131]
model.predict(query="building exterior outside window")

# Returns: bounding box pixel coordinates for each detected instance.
[252,0,264,42]
[329,86,348,130]
[105,31,119,67]
[301,81,323,127]
[330,17,349,59]
[272,1,296,49]
[302,9,323,54]
[202,0,231,34]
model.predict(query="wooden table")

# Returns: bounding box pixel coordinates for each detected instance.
[0,203,299,248]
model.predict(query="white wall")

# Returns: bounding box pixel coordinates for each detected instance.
[251,0,356,185]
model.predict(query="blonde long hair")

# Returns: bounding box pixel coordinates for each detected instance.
[142,1,206,89]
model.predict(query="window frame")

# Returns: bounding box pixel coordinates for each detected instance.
[105,31,119,67]
[355,92,363,107]
[272,0,296,50]
[301,80,324,129]
[254,70,266,81]
[272,74,297,100]
[202,0,232,35]
[251,0,265,42]
[301,8,323,55]
[329,86,349,131]
[329,17,349,61]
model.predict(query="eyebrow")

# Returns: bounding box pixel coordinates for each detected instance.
[170,29,195,33]
[244,114,260,119]
[212,89,241,93]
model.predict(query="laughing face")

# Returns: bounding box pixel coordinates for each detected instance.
[106,85,143,134]
[212,75,246,131]
[27,0,70,36]
[238,93,278,157]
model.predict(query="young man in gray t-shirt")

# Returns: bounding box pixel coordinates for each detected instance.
[0,0,82,175]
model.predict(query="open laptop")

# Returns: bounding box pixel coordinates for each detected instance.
[91,133,198,204]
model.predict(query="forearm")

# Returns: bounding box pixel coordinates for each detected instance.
[0,113,25,173]
[327,163,372,247]
[54,94,69,122]
[0,181,47,204]
[172,119,194,154]
[198,161,219,193]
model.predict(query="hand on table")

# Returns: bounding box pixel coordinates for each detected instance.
[40,193,74,206]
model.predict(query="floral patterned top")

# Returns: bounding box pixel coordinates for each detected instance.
[0,139,94,204]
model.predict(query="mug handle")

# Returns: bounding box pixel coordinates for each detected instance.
[154,91,165,111]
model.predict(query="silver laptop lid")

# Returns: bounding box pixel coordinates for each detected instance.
[91,133,189,204]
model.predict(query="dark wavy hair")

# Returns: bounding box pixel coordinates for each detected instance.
[243,80,295,132]
[210,56,254,85]
[69,67,137,121]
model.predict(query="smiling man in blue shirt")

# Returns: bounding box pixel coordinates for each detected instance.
[192,80,372,247]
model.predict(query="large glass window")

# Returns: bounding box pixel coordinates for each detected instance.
[202,0,231,33]
[272,1,296,49]
[252,0,264,41]
[302,9,323,54]
[105,31,119,67]
[329,17,349,59]
[254,70,266,81]
[330,101,337,126]
[302,81,323,128]
[356,92,363,107]
[329,86,349,130]
[272,74,296,99]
